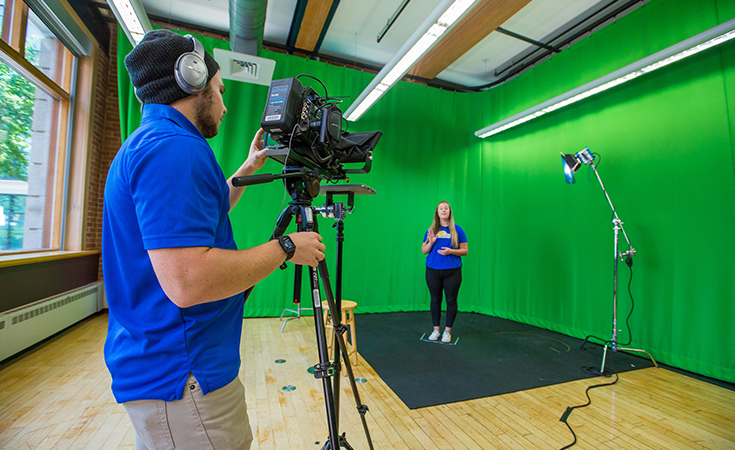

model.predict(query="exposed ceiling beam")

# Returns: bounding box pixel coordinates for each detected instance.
[295,0,338,52]
[409,0,531,80]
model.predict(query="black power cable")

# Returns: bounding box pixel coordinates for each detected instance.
[620,258,635,346]
[559,250,635,449]
[558,370,619,449]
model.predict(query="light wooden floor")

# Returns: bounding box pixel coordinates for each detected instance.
[0,312,733,450]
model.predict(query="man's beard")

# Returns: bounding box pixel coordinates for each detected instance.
[194,90,219,139]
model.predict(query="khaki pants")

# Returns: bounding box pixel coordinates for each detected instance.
[122,373,253,450]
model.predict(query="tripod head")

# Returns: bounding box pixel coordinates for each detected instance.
[232,165,377,213]
[282,168,321,205]
[232,165,328,212]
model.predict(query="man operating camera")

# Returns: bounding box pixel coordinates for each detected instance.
[102,29,325,450]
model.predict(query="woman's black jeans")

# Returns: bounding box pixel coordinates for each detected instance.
[425,266,462,328]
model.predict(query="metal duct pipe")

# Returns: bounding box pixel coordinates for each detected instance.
[229,0,267,55]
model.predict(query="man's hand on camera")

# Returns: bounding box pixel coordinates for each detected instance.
[243,128,267,173]
[288,232,326,267]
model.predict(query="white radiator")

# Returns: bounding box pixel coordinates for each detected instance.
[0,281,104,362]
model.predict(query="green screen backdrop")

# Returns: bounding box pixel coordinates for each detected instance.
[116,0,735,383]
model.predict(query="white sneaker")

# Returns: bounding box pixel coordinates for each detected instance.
[441,331,452,343]
[428,330,441,341]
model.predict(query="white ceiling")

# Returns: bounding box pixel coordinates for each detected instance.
[139,0,644,89]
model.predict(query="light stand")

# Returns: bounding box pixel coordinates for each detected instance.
[562,148,658,375]
[278,264,311,333]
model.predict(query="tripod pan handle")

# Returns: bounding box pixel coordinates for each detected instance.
[232,174,275,187]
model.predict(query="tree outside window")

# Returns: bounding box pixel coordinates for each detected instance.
[1,0,78,253]
[0,57,35,250]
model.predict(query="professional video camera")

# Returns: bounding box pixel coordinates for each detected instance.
[261,75,382,181]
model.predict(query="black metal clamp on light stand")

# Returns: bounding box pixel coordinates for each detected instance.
[561,148,658,376]
[231,172,375,450]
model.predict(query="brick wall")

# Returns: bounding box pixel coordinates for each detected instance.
[85,40,108,252]
[86,23,122,279]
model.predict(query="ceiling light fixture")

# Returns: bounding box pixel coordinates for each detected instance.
[475,17,735,139]
[345,0,479,122]
[106,0,152,46]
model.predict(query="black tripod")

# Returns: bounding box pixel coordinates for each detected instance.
[244,170,374,450]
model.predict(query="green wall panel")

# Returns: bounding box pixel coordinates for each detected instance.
[115,0,735,382]
[467,0,735,382]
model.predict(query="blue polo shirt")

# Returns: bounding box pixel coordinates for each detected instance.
[102,104,244,403]
[424,225,467,269]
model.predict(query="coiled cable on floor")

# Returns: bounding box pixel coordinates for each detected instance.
[559,355,619,449]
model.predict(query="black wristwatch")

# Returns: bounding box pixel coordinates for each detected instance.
[278,235,296,261]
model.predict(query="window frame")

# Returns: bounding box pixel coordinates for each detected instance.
[0,0,98,256]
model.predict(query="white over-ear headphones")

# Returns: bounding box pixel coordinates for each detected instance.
[174,35,208,94]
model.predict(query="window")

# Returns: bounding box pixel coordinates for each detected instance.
[0,0,5,36]
[25,7,70,86]
[0,60,64,251]
[0,60,32,250]
[0,0,75,253]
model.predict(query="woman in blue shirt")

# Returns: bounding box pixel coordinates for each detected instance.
[421,201,468,343]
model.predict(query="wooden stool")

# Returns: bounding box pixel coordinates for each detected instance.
[322,300,358,367]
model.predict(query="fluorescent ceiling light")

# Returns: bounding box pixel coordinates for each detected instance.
[345,0,478,122]
[107,0,152,46]
[475,18,735,139]
[348,84,389,122]
[382,25,444,86]
[438,0,476,26]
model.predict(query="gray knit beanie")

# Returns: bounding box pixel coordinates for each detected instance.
[124,29,220,105]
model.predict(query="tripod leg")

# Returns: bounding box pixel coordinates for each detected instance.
[294,263,303,308]
[280,308,297,333]
[616,347,658,368]
[271,206,295,241]
[297,205,340,449]
[317,258,374,450]
[600,343,609,374]
[315,258,342,433]
[325,309,336,361]
[308,263,341,448]
[299,204,372,450]
[301,206,340,432]
[329,323,374,449]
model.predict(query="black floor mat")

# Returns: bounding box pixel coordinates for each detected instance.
[354,311,654,409]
